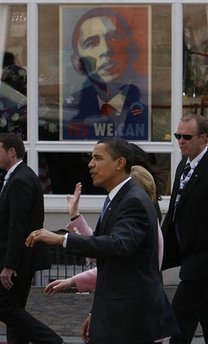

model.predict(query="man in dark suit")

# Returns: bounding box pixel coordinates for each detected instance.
[62,8,148,141]
[26,137,179,344]
[0,133,63,344]
[162,114,208,343]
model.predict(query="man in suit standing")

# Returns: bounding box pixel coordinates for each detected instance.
[0,133,63,344]
[162,114,208,343]
[26,137,179,344]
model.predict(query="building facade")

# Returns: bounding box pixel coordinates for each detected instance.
[0,1,207,273]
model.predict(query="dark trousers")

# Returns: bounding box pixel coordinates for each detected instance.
[6,272,32,344]
[0,274,63,344]
[170,280,208,344]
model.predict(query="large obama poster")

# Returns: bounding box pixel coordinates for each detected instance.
[60,5,150,140]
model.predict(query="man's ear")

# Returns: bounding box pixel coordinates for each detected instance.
[8,147,16,159]
[116,157,126,170]
[71,54,86,75]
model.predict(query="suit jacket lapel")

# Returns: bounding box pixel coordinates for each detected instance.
[178,151,208,206]
[178,171,200,205]
[10,161,25,177]
[169,160,186,209]
[95,180,133,235]
[0,162,25,197]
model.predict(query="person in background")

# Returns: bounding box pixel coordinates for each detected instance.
[162,114,208,344]
[1,51,27,96]
[26,137,179,344]
[0,133,63,344]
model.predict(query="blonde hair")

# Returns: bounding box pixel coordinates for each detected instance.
[130,165,157,202]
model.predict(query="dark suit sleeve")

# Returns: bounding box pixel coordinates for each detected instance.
[5,177,40,270]
[65,196,152,259]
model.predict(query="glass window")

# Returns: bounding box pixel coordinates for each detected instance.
[38,151,170,196]
[38,4,171,142]
[38,152,106,195]
[183,4,208,117]
[0,5,27,140]
[37,4,172,197]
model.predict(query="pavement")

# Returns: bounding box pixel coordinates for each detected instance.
[0,288,93,344]
[0,286,204,344]
[0,335,204,344]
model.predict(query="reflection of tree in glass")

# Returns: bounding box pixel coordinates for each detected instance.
[0,51,27,139]
[2,52,27,96]
[183,17,208,98]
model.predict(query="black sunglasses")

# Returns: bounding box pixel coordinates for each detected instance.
[174,133,198,141]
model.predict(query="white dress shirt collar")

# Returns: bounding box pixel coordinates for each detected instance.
[109,176,131,202]
[188,146,208,168]
[5,160,23,180]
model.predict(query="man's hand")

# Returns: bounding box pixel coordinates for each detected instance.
[67,182,82,219]
[0,267,16,289]
[25,229,64,247]
[81,313,91,344]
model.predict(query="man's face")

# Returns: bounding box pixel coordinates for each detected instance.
[88,143,122,192]
[176,119,206,160]
[77,16,129,84]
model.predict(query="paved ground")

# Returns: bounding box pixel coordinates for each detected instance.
[0,286,203,344]
[0,338,82,344]
[0,335,204,344]
[0,336,204,344]
[0,287,93,344]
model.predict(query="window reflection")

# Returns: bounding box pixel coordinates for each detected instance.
[39,5,59,141]
[1,52,27,138]
[0,5,27,140]
[183,4,208,117]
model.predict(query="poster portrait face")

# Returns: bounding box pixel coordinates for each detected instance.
[75,15,130,84]
[60,6,150,141]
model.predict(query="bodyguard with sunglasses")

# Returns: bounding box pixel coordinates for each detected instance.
[162,114,208,344]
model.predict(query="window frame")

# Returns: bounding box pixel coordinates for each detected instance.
[2,0,207,213]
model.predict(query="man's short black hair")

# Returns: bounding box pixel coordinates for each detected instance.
[0,133,25,159]
[97,137,134,173]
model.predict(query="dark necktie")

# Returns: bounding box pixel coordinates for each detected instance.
[100,195,110,220]
[173,163,191,241]
[100,103,117,116]
[0,173,11,194]
[182,162,191,179]
[173,162,191,222]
